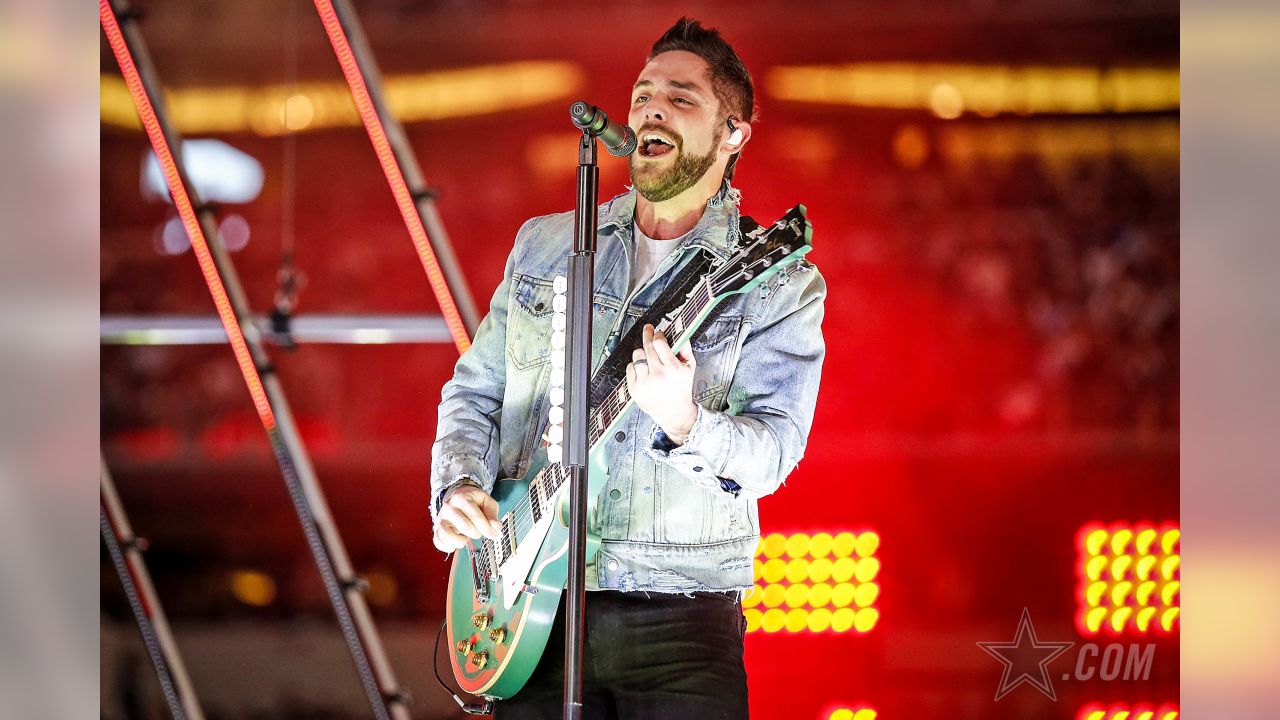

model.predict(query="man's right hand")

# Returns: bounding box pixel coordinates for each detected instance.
[433,484,502,553]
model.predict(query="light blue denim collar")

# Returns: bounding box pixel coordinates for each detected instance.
[597,180,742,261]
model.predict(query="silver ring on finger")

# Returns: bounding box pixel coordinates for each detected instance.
[633,358,648,367]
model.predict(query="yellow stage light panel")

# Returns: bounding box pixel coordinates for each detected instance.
[748,530,880,633]
[1075,703,1178,720]
[1076,522,1179,636]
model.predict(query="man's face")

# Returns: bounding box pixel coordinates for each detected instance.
[627,50,725,202]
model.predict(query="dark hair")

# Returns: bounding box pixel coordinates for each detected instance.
[648,17,755,181]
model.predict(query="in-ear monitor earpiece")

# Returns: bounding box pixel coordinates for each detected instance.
[726,117,744,146]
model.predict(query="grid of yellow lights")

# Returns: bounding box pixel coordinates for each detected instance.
[1075,522,1179,636]
[1077,703,1178,720]
[745,531,880,633]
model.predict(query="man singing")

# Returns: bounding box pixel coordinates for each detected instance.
[430,18,825,719]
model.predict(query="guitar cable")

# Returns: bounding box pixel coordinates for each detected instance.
[433,619,495,716]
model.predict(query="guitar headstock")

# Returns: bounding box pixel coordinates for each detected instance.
[711,204,812,296]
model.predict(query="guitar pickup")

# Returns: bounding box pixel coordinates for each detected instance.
[469,548,491,603]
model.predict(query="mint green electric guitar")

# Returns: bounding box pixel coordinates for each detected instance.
[446,205,812,699]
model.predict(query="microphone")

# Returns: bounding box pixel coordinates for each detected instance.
[569,101,637,157]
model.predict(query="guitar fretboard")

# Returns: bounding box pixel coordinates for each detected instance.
[586,277,715,447]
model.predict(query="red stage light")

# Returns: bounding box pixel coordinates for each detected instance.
[1076,522,1179,635]
[745,532,880,633]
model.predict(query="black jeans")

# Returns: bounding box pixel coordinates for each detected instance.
[494,590,750,720]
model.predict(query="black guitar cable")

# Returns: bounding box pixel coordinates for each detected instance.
[433,620,495,716]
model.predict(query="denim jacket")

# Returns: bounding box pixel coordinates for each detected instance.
[430,182,826,593]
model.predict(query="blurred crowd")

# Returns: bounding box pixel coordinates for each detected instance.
[871,152,1178,434]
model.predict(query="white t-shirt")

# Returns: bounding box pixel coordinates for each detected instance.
[630,222,690,292]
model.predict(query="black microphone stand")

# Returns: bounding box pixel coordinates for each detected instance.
[563,115,599,720]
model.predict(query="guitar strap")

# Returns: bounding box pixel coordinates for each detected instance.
[587,214,761,409]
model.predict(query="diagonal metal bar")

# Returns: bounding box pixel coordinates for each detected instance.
[100,2,411,718]
[313,0,480,350]
[102,457,206,720]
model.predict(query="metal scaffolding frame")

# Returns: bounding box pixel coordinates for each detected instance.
[100,313,454,345]
[314,0,481,346]
[101,1,412,717]
[101,458,206,720]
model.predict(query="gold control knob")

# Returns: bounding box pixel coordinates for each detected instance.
[472,613,491,630]
[469,651,489,669]
[455,638,474,655]
[488,627,507,644]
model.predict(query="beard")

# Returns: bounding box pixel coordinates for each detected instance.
[628,127,720,203]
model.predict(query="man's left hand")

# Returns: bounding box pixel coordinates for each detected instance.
[625,324,699,445]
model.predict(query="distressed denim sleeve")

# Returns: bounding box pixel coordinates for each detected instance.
[646,263,826,500]
[428,219,532,525]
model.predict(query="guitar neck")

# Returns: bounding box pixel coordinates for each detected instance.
[532,277,717,504]
[587,276,716,447]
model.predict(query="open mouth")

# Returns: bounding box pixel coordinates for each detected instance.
[638,132,676,158]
